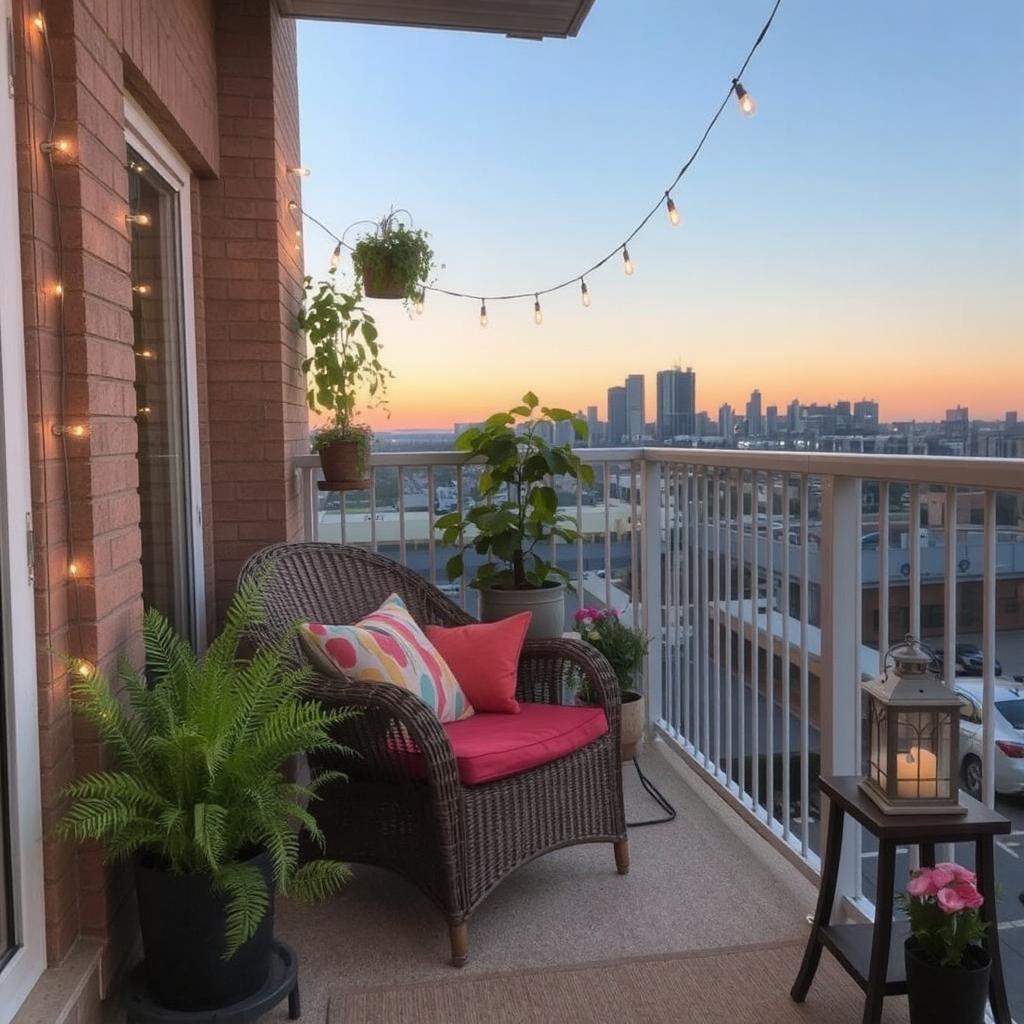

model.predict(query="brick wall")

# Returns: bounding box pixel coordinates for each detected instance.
[12,0,303,1003]
[202,0,306,616]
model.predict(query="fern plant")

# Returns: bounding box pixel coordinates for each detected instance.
[57,577,354,958]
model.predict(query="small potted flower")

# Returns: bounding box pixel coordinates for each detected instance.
[897,862,991,1024]
[572,608,649,761]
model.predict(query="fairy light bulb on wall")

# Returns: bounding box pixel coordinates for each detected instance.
[666,195,681,226]
[133,284,151,295]
[68,561,80,578]
[732,79,756,117]
[479,301,488,328]
[289,167,311,177]
[53,282,63,297]
[40,139,70,155]
[330,243,341,272]
[533,294,543,326]
[73,658,95,679]
[622,246,634,276]
[125,212,150,226]
[32,12,45,31]
[580,280,590,307]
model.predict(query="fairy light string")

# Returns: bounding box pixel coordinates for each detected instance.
[289,0,782,322]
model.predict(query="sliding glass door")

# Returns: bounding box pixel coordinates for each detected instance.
[125,105,205,648]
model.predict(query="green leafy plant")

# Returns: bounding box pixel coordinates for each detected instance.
[298,271,392,460]
[572,608,649,701]
[57,577,354,958]
[436,393,593,590]
[352,211,433,306]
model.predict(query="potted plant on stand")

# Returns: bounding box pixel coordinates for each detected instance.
[352,210,433,304]
[57,578,353,1014]
[299,272,392,488]
[898,862,991,1024]
[436,393,592,640]
[572,608,650,760]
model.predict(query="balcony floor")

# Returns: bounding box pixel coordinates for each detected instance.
[273,742,910,1022]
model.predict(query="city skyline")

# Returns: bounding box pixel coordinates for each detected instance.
[297,2,1023,430]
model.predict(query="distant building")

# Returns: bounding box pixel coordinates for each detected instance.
[607,386,627,446]
[695,411,712,436]
[586,405,602,447]
[766,404,778,437]
[853,399,879,431]
[787,398,803,433]
[745,389,763,437]
[625,374,645,441]
[655,366,696,440]
[945,405,969,442]
[718,402,735,439]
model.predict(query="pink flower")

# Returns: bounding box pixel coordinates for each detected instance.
[928,865,957,889]
[574,608,598,624]
[937,885,970,914]
[907,869,936,898]
[936,861,976,885]
[948,880,984,911]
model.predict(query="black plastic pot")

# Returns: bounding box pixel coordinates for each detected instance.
[905,939,990,1024]
[134,848,275,1012]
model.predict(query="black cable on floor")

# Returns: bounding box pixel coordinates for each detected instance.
[626,756,677,828]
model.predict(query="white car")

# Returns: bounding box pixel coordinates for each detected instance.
[954,680,1024,798]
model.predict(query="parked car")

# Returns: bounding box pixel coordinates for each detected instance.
[954,680,1024,798]
[933,643,1002,678]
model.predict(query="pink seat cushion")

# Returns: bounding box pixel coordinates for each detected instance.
[399,704,609,785]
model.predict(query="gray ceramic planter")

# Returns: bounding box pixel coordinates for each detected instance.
[478,581,565,640]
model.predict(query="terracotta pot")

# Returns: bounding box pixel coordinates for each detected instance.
[620,692,645,762]
[317,438,367,488]
[478,581,564,640]
[360,259,406,300]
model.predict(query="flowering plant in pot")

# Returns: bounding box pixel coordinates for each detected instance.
[299,271,392,487]
[57,578,353,1013]
[351,210,433,305]
[572,608,649,760]
[436,393,593,639]
[896,862,991,1024]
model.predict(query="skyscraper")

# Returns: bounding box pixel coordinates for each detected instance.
[766,404,778,437]
[787,399,803,433]
[625,374,645,441]
[718,402,735,439]
[853,399,879,431]
[655,366,696,440]
[586,405,601,447]
[745,389,763,437]
[607,386,627,446]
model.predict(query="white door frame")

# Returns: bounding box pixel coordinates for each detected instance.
[0,0,48,1015]
[124,98,207,650]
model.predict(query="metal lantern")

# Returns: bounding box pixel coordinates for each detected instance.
[859,635,966,815]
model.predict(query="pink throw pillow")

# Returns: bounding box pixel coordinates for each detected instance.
[426,612,531,715]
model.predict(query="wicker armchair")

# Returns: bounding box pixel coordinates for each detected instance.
[239,542,628,966]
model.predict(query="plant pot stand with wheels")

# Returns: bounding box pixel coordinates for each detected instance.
[124,942,300,1024]
[789,776,1012,1024]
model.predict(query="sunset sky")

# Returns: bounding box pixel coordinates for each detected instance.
[296,1,1023,431]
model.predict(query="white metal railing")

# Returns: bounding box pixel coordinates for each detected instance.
[296,447,1024,909]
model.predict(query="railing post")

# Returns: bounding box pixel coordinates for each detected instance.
[819,474,861,916]
[642,457,663,730]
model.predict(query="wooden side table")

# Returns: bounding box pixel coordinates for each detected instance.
[790,775,1011,1024]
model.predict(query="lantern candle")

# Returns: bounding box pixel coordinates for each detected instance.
[896,746,937,799]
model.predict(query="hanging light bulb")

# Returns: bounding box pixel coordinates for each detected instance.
[133,284,151,295]
[533,294,543,326]
[622,246,634,276]
[580,279,590,307]
[32,12,45,32]
[479,300,488,328]
[125,212,150,226]
[289,166,311,177]
[666,195,681,227]
[40,139,70,155]
[136,349,155,360]
[68,560,80,578]
[732,79,756,117]
[413,291,425,316]
[53,282,63,297]
[329,243,341,272]
[73,658,96,678]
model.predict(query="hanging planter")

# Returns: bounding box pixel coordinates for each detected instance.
[351,211,433,305]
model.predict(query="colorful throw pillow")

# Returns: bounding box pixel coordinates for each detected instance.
[425,612,531,715]
[299,594,474,723]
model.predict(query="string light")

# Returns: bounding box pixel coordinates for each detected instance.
[133,284,151,295]
[666,195,681,226]
[413,291,425,316]
[580,280,590,307]
[40,139,70,155]
[32,12,45,31]
[135,349,155,359]
[289,167,311,177]
[137,405,152,416]
[53,282,63,297]
[289,0,779,315]
[72,658,95,679]
[52,423,88,438]
[330,243,341,272]
[125,212,150,226]
[533,294,543,326]
[68,561,80,578]
[732,79,756,117]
